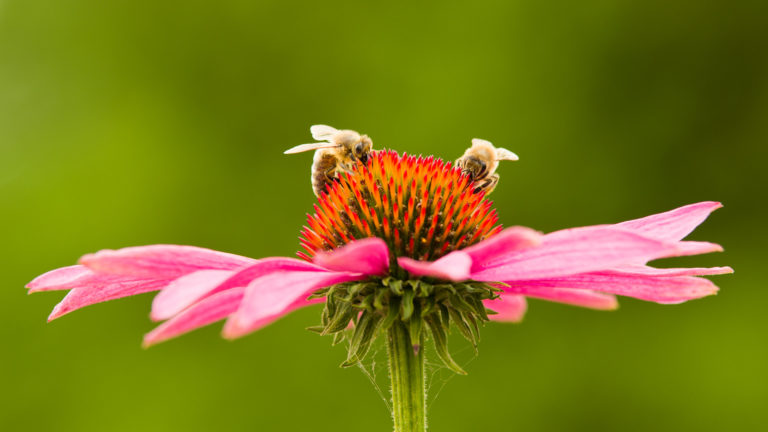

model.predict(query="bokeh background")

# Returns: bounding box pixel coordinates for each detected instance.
[2,1,766,431]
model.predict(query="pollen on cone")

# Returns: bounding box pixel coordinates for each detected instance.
[299,150,502,263]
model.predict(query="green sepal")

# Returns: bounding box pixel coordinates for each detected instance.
[434,286,453,303]
[420,296,436,317]
[406,279,420,290]
[448,293,476,315]
[435,284,457,295]
[332,331,346,346]
[438,303,450,331]
[341,283,365,302]
[307,285,332,300]
[426,314,466,375]
[342,311,380,367]
[323,288,337,317]
[374,287,388,310]
[417,282,433,297]
[389,279,404,296]
[468,295,490,321]
[457,283,480,294]
[354,293,374,311]
[379,296,401,330]
[306,325,325,334]
[400,288,415,321]
[322,302,357,335]
[447,308,477,349]
[464,312,481,343]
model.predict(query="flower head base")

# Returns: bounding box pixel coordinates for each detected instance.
[299,150,501,268]
[310,277,499,374]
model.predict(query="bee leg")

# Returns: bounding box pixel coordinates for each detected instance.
[473,174,499,195]
[324,166,339,183]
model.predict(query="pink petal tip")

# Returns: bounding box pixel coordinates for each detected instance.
[313,237,389,275]
[398,252,472,282]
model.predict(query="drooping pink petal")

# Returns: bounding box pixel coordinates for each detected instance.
[608,265,734,277]
[79,245,255,278]
[150,258,337,321]
[143,287,246,347]
[150,270,237,321]
[398,252,472,282]
[674,241,724,256]
[502,286,619,310]
[472,227,678,282]
[222,269,361,339]
[48,278,172,321]
[503,273,719,304]
[617,201,722,242]
[26,265,93,292]
[485,294,527,322]
[313,237,390,275]
[462,226,543,272]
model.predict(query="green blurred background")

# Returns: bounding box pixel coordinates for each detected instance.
[2,0,766,430]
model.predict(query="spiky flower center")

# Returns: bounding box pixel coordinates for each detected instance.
[299,150,504,373]
[299,150,502,269]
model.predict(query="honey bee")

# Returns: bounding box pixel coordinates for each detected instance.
[455,138,519,195]
[284,125,374,196]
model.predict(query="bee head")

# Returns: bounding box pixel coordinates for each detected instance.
[354,135,373,164]
[458,156,486,181]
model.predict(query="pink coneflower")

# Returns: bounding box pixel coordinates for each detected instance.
[27,149,730,432]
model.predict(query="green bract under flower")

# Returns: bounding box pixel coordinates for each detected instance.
[309,278,500,374]
[300,150,505,373]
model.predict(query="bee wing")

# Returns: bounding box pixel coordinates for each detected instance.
[495,147,519,161]
[471,138,493,148]
[310,124,339,141]
[283,142,338,154]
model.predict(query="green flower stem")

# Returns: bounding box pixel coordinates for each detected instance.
[387,320,426,432]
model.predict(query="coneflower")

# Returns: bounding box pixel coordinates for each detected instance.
[27,144,731,432]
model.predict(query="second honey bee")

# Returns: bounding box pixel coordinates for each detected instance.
[455,138,519,195]
[284,125,374,196]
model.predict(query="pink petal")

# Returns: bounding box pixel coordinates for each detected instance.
[674,241,724,256]
[150,258,336,321]
[400,227,542,282]
[143,287,246,347]
[150,270,237,321]
[609,265,734,277]
[617,201,722,242]
[26,265,93,292]
[462,226,543,272]
[48,278,172,321]
[473,227,677,282]
[504,273,719,304]
[79,245,255,278]
[506,286,619,310]
[485,294,527,322]
[398,252,472,282]
[313,237,390,275]
[222,269,361,339]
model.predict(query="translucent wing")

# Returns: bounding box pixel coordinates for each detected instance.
[310,124,339,141]
[471,138,493,148]
[495,147,519,161]
[283,142,338,154]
